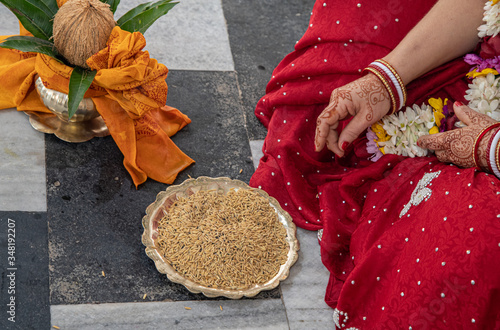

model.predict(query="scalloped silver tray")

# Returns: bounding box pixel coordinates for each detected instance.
[142,176,299,299]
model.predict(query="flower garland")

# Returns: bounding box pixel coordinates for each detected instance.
[366,0,500,160]
[464,0,500,121]
[366,99,446,161]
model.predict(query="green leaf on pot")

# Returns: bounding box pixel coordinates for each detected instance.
[0,36,60,59]
[99,0,120,14]
[0,0,57,40]
[25,0,58,17]
[117,0,178,34]
[68,67,97,120]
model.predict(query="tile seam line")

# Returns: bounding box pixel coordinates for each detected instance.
[279,285,292,330]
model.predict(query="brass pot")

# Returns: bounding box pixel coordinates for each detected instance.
[35,76,100,123]
[27,76,109,143]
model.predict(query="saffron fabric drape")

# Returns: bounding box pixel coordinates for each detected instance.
[0,22,193,187]
[250,0,500,328]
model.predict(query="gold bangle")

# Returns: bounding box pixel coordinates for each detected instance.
[496,135,500,172]
[363,67,397,115]
[375,59,407,106]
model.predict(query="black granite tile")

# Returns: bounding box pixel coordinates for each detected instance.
[0,212,50,330]
[46,70,279,305]
[167,70,256,184]
[223,0,315,140]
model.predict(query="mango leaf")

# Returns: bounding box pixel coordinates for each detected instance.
[0,36,60,59]
[0,0,57,40]
[117,0,178,34]
[68,67,97,120]
[99,0,120,13]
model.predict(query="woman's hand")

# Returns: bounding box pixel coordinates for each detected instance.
[418,102,498,169]
[314,73,391,157]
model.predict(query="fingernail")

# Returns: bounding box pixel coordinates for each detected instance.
[341,141,350,151]
[454,101,464,107]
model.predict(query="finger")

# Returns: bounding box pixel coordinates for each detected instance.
[337,107,373,154]
[453,101,473,126]
[454,101,495,126]
[325,124,342,156]
[315,109,340,152]
[417,132,447,151]
[315,95,348,152]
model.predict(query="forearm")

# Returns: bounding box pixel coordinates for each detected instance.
[383,0,485,85]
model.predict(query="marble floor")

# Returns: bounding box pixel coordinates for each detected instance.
[0,1,338,329]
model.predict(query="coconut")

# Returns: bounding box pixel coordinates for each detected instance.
[53,0,115,69]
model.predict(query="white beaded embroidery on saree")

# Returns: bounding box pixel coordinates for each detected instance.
[333,308,360,330]
[399,171,441,218]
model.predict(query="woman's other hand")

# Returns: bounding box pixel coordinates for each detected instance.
[314,73,391,157]
[418,102,498,169]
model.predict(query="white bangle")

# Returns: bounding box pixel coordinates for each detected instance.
[490,129,500,179]
[371,61,404,110]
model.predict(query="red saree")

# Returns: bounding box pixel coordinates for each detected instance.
[250,0,500,328]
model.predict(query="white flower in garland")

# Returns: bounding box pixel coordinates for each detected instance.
[478,0,500,38]
[464,72,500,121]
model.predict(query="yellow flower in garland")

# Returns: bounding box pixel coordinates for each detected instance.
[466,68,499,78]
[428,97,447,128]
[492,0,499,5]
[371,122,390,142]
[428,126,440,135]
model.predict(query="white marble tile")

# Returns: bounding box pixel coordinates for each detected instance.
[0,0,234,71]
[249,140,264,170]
[281,228,333,330]
[0,7,18,35]
[0,109,47,212]
[51,299,289,330]
[114,0,234,71]
[286,307,334,330]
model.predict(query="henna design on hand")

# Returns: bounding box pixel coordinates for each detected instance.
[418,105,498,169]
[314,73,391,153]
[435,129,476,168]
[355,75,389,122]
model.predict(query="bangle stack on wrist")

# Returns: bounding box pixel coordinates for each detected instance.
[363,59,407,115]
[473,123,500,170]
[488,127,500,179]
[474,124,500,178]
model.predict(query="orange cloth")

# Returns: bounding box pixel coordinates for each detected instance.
[0,24,194,187]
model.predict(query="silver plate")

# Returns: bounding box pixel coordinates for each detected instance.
[142,176,300,299]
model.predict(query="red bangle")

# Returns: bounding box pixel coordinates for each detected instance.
[473,123,500,170]
[486,128,500,172]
